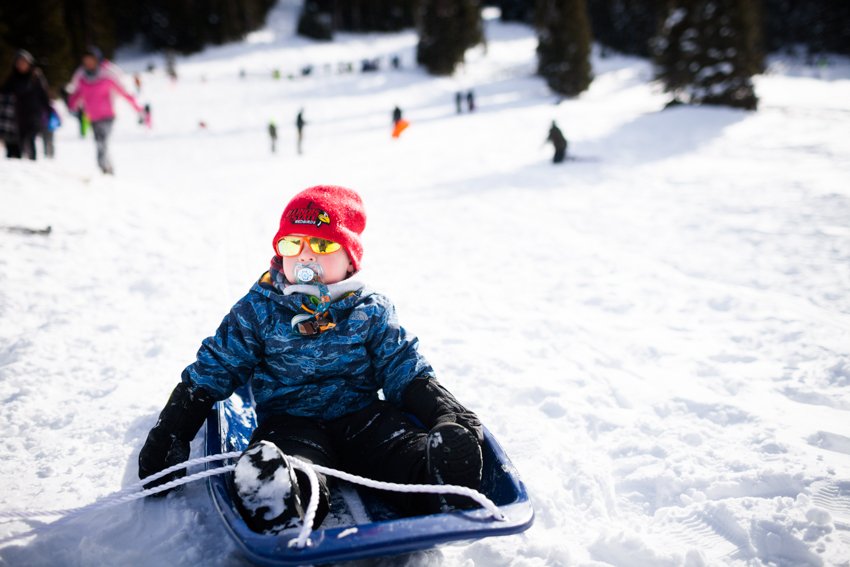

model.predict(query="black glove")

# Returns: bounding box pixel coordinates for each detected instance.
[138,382,217,495]
[401,376,484,445]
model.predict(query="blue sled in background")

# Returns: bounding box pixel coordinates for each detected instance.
[205,384,535,566]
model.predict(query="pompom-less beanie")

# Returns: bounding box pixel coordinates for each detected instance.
[273,185,367,271]
[84,46,103,63]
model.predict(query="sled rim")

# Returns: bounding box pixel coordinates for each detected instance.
[205,391,534,566]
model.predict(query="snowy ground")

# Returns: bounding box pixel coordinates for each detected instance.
[2,2,850,566]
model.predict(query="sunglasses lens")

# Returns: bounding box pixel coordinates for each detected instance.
[277,236,304,256]
[277,236,342,256]
[309,238,342,254]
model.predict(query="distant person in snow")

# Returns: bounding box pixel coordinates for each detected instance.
[67,46,142,174]
[391,106,409,138]
[40,102,60,158]
[0,49,51,160]
[166,50,178,82]
[137,185,485,535]
[269,120,277,153]
[456,91,462,113]
[296,110,305,154]
[466,90,475,112]
[140,103,152,129]
[546,121,568,163]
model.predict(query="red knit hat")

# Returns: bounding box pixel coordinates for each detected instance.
[273,185,367,271]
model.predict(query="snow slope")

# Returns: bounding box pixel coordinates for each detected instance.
[2,2,850,565]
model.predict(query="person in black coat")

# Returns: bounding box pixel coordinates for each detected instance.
[296,110,305,154]
[1,50,51,160]
[268,120,277,153]
[546,121,568,163]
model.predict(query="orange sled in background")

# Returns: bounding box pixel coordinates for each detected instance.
[392,119,410,138]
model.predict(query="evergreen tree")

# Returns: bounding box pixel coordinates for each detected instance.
[586,0,659,57]
[416,0,483,75]
[297,0,335,40]
[762,0,850,56]
[495,0,535,23]
[0,0,75,91]
[63,0,119,60]
[331,0,419,32]
[115,0,277,54]
[652,0,760,109]
[0,23,14,74]
[534,0,593,97]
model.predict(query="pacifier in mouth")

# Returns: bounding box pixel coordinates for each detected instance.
[293,262,324,285]
[290,262,333,336]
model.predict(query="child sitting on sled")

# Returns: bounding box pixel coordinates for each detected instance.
[138,185,483,534]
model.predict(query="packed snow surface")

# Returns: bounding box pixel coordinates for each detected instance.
[2,2,850,566]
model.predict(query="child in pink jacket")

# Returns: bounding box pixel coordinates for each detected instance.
[67,46,141,174]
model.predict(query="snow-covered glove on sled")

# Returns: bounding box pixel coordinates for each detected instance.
[401,376,484,445]
[138,382,216,495]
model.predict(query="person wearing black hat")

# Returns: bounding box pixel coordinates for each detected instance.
[0,50,51,160]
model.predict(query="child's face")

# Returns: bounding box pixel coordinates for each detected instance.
[281,235,354,285]
[82,55,98,72]
[14,58,31,74]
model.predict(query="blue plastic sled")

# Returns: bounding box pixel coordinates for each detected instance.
[205,384,534,566]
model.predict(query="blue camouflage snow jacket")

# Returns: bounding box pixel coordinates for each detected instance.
[181,271,435,424]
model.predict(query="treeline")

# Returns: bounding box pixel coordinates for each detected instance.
[2,0,846,106]
[489,0,847,108]
[296,0,420,40]
[496,0,850,58]
[115,0,278,53]
[0,0,276,91]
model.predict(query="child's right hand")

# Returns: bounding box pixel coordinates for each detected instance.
[138,429,191,495]
[137,383,217,495]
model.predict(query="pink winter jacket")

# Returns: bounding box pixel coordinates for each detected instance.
[68,72,140,122]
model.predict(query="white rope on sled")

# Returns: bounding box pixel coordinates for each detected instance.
[0,451,504,550]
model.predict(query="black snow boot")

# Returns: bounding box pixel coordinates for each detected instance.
[234,441,306,534]
[425,422,483,512]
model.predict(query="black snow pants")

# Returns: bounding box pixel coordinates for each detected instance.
[248,400,430,527]
[5,128,37,160]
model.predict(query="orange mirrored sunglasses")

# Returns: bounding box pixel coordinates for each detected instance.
[276,235,342,257]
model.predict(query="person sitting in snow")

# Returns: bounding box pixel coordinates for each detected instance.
[138,185,484,534]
